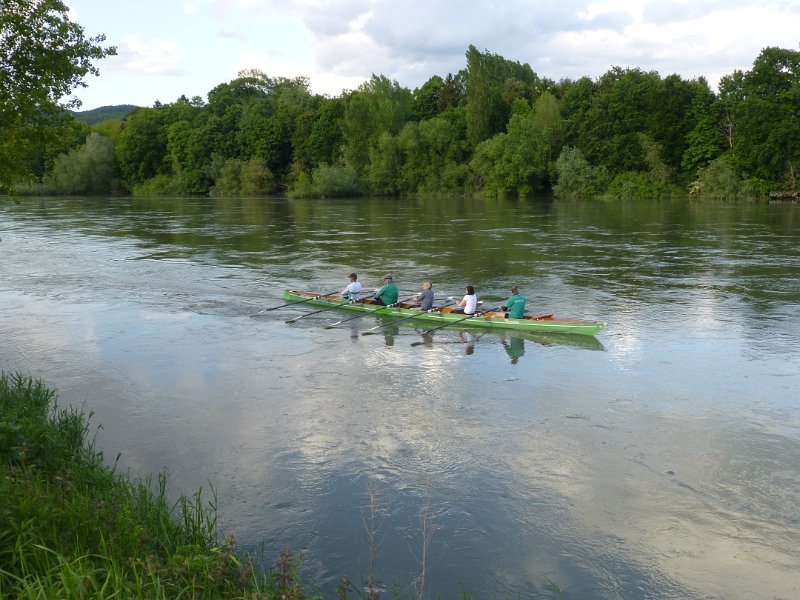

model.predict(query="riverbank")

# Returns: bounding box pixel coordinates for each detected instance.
[0,372,322,599]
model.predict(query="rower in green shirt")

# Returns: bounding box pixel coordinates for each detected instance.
[374,274,399,306]
[502,285,526,318]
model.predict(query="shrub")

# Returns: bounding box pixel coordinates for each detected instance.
[37,133,119,194]
[131,173,182,196]
[210,158,276,197]
[605,171,680,199]
[553,146,608,199]
[312,163,360,197]
[690,156,756,200]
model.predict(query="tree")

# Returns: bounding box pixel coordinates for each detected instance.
[42,132,118,193]
[341,74,411,175]
[722,47,800,188]
[465,45,544,147]
[553,146,608,199]
[0,0,116,187]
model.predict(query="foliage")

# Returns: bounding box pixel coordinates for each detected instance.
[313,163,360,197]
[13,40,800,199]
[0,372,330,599]
[341,74,411,175]
[720,47,800,187]
[44,132,119,194]
[131,174,183,196]
[689,156,755,200]
[470,92,562,197]
[553,146,608,199]
[604,171,680,200]
[0,0,115,187]
[210,158,276,196]
[465,45,547,147]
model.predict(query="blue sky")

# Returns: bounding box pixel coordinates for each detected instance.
[66,0,800,110]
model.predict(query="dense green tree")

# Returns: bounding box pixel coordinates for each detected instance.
[681,79,724,177]
[115,106,172,186]
[42,132,118,193]
[721,47,800,188]
[470,91,562,196]
[553,146,608,199]
[341,74,411,175]
[1,0,115,187]
[410,75,444,121]
[437,71,466,111]
[465,45,544,147]
[300,98,345,168]
[210,157,275,196]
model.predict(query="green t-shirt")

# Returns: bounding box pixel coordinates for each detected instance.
[376,282,399,305]
[503,293,526,318]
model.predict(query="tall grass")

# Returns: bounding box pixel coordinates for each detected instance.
[0,372,317,599]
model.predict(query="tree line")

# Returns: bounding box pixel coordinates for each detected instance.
[3,3,799,200]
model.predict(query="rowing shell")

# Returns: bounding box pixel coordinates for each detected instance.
[283,290,606,336]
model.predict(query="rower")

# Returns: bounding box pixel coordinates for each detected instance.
[502,285,525,318]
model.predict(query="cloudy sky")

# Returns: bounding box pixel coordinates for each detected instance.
[66,0,800,110]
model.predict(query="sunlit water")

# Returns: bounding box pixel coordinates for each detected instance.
[1,195,798,599]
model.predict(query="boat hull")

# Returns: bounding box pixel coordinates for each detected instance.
[283,290,606,336]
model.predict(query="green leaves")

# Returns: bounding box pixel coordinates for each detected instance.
[0,0,115,187]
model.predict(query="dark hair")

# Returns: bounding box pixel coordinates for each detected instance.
[511,285,519,294]
[349,273,357,279]
[465,285,475,295]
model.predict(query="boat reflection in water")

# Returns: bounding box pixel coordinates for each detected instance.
[391,317,606,361]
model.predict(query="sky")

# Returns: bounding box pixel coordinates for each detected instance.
[66,0,800,111]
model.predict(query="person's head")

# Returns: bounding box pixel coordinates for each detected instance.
[349,273,358,281]
[511,285,519,294]
[383,274,393,283]
[465,285,475,295]
[422,281,432,290]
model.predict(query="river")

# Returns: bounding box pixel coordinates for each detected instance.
[1,195,798,599]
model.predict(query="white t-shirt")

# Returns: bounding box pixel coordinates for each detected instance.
[461,294,477,314]
[341,281,362,299]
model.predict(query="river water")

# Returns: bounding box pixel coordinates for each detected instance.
[1,195,798,599]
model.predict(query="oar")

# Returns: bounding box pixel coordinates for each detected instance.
[360,299,458,336]
[324,295,417,329]
[410,304,502,346]
[257,290,339,314]
[285,292,376,324]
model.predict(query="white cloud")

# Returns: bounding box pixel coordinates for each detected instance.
[69,0,800,108]
[118,35,185,76]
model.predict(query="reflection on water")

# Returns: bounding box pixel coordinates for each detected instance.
[1,195,799,599]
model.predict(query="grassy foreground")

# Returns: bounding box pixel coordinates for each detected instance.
[0,372,327,599]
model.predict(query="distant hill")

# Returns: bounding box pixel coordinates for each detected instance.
[70,104,139,125]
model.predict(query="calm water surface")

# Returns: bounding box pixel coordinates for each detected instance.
[1,195,798,599]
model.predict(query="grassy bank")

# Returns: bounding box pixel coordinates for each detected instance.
[0,372,321,599]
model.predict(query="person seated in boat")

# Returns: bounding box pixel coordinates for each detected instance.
[412,281,435,311]
[502,285,525,318]
[373,274,399,306]
[340,272,362,301]
[452,285,477,314]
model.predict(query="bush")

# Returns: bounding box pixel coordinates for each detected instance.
[690,156,756,200]
[20,133,120,195]
[210,158,276,197]
[312,163,360,197]
[131,173,182,196]
[605,171,680,199]
[287,171,316,198]
[553,146,608,199]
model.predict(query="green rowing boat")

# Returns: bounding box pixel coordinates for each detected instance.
[283,290,606,336]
